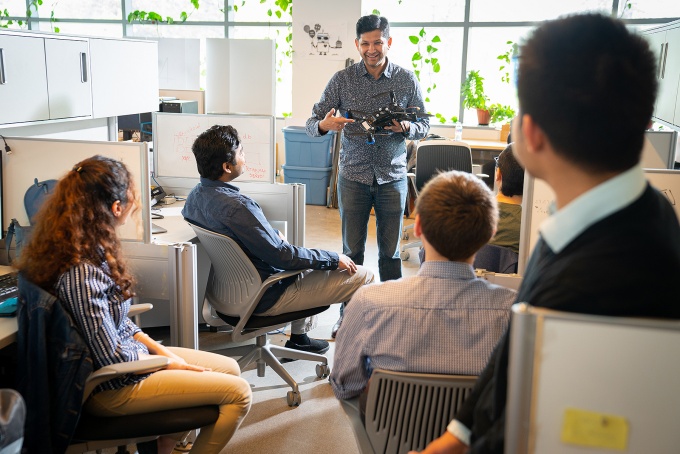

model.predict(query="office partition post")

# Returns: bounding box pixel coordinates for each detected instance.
[169,243,199,349]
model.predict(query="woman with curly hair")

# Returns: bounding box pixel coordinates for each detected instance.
[16,155,251,454]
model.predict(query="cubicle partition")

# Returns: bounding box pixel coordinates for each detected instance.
[1,136,200,348]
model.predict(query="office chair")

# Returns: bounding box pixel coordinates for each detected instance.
[473,243,519,274]
[188,222,331,407]
[505,303,680,453]
[16,275,220,454]
[401,140,474,260]
[340,369,477,454]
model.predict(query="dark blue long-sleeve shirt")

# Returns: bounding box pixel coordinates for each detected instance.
[182,178,339,313]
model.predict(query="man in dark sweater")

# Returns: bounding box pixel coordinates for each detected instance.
[414,13,680,454]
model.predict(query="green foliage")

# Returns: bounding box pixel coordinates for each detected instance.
[127,1,199,26]
[408,27,452,123]
[496,40,514,84]
[488,103,515,124]
[1,1,57,31]
[461,70,489,110]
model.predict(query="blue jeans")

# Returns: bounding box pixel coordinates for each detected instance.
[337,174,407,282]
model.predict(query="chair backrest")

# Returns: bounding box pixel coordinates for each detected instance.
[188,223,262,320]
[0,389,25,454]
[473,243,519,274]
[505,303,680,454]
[414,141,472,191]
[365,369,477,454]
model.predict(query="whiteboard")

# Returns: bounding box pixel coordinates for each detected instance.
[153,112,275,186]
[506,305,680,453]
[517,172,554,276]
[645,168,680,220]
[2,137,150,242]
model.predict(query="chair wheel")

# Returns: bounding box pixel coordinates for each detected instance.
[287,390,301,407]
[316,363,330,378]
[208,325,218,333]
[402,232,409,240]
[400,251,410,261]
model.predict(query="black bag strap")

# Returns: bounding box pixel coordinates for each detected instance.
[6,219,17,264]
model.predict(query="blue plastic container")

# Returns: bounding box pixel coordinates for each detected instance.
[282,126,336,168]
[282,165,332,205]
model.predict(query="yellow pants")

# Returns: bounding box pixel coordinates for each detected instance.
[85,347,252,454]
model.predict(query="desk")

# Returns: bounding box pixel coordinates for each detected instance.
[465,139,508,168]
[0,265,17,349]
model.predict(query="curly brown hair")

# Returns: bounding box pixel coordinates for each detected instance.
[16,155,138,298]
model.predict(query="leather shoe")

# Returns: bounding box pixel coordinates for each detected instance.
[284,337,330,354]
[331,315,343,339]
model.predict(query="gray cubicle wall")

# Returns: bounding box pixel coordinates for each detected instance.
[506,304,680,453]
[2,137,151,243]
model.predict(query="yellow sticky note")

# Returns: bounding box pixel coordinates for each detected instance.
[560,408,629,451]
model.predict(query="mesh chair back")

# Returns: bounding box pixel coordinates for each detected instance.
[414,141,473,191]
[365,369,477,454]
[474,243,519,274]
[190,224,261,318]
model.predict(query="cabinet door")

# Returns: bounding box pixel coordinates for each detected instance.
[656,27,680,126]
[665,27,680,127]
[44,38,92,119]
[0,34,49,124]
[646,30,667,119]
[90,38,159,118]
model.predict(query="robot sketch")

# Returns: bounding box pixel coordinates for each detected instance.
[304,23,342,56]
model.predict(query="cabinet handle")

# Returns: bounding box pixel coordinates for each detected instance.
[661,42,669,80]
[0,48,6,85]
[659,44,665,79]
[80,52,88,83]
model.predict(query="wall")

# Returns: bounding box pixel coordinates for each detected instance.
[291,0,361,123]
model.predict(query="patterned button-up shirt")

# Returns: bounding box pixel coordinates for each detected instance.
[330,261,516,400]
[306,59,430,185]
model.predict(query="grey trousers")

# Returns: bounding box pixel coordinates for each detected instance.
[259,265,374,334]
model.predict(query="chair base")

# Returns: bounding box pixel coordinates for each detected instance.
[218,333,330,406]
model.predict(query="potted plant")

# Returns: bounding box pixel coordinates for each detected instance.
[488,103,515,141]
[461,70,490,125]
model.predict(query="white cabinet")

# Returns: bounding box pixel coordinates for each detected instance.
[0,32,92,125]
[44,38,92,120]
[89,37,159,118]
[646,21,680,128]
[0,34,50,124]
[0,31,159,127]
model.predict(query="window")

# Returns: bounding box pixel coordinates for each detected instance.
[3,0,678,121]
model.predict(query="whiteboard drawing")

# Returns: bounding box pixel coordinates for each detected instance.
[299,22,347,60]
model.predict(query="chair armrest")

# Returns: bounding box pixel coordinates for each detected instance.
[261,269,305,288]
[475,173,489,179]
[128,303,153,317]
[82,357,170,403]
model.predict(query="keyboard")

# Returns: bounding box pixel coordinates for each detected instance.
[0,272,18,302]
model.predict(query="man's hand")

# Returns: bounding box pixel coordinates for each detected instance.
[319,108,355,133]
[408,432,469,454]
[337,253,357,275]
[384,118,410,134]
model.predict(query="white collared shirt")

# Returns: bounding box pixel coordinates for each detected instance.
[540,165,646,253]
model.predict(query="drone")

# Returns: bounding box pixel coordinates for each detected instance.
[341,91,433,144]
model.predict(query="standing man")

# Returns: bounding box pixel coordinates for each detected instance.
[414,13,680,454]
[306,14,430,336]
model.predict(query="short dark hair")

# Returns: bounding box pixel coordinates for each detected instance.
[517,13,657,172]
[191,125,241,180]
[498,144,524,197]
[356,14,389,39]
[416,171,498,261]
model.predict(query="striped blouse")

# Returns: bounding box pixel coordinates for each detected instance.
[56,261,149,392]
